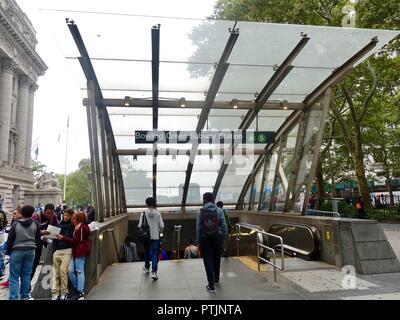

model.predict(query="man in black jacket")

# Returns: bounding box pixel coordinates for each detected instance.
[51,208,74,300]
[6,205,41,300]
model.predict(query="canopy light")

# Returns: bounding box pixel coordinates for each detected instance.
[281,100,288,110]
[231,99,238,109]
[124,96,130,106]
[133,155,137,162]
[179,97,186,108]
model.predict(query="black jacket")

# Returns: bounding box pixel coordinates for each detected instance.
[53,220,74,250]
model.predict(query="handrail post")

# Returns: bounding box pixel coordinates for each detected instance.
[272,250,277,283]
[256,231,260,272]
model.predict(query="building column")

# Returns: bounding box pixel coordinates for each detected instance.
[15,75,32,165]
[24,83,38,167]
[0,58,16,162]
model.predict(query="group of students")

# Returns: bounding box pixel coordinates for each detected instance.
[0,203,91,300]
[137,192,229,293]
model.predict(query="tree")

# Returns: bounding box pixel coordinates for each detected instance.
[57,159,92,207]
[31,160,47,179]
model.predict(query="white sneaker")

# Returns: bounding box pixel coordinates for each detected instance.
[143,266,150,273]
[151,271,158,280]
[28,295,35,300]
[59,294,67,300]
[51,295,59,300]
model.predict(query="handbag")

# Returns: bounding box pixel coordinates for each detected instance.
[138,212,150,242]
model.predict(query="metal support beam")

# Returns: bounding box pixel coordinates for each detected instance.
[248,177,256,210]
[99,107,111,218]
[301,88,331,214]
[283,111,308,212]
[236,110,302,209]
[213,35,309,201]
[115,148,268,156]
[269,135,287,212]
[85,93,99,221]
[258,154,270,211]
[67,19,126,217]
[181,23,239,210]
[107,133,116,217]
[95,98,305,110]
[87,80,104,222]
[151,25,160,201]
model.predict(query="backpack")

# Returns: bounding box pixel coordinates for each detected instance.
[0,211,6,230]
[138,212,150,243]
[200,207,220,238]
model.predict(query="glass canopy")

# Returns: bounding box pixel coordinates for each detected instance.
[46,8,399,211]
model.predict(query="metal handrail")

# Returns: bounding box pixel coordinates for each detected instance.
[171,225,182,260]
[235,222,285,282]
[306,209,341,218]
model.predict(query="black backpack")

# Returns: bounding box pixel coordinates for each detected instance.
[138,212,150,243]
[0,211,7,230]
[200,207,220,238]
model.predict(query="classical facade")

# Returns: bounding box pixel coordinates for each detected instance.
[0,0,47,212]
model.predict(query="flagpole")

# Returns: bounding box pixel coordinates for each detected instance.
[63,115,69,202]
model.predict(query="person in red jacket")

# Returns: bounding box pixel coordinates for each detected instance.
[56,211,90,300]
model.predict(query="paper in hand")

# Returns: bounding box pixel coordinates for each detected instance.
[46,225,61,239]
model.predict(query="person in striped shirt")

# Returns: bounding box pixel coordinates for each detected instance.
[119,236,140,263]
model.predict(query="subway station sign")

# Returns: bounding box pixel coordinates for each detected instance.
[135,130,275,144]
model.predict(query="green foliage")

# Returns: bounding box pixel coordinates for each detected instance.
[319,200,358,218]
[56,159,92,208]
[31,160,47,179]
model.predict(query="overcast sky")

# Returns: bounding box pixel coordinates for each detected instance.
[15,0,218,175]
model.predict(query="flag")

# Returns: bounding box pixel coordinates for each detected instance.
[34,144,39,160]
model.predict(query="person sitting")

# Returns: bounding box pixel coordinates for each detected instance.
[184,239,200,259]
[118,236,140,262]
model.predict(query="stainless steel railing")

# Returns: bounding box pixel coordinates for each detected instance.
[235,222,285,282]
[171,225,182,260]
[306,209,341,218]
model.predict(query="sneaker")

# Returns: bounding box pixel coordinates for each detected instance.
[69,291,84,300]
[214,281,220,287]
[143,266,150,273]
[206,285,216,293]
[0,280,9,287]
[59,294,67,300]
[151,271,158,280]
[51,295,60,301]
[28,295,35,300]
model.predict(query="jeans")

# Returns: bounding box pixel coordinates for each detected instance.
[0,231,6,276]
[69,256,86,293]
[9,250,36,300]
[144,240,160,272]
[200,236,223,288]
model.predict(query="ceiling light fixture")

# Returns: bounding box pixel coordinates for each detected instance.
[179,97,186,108]
[282,100,288,110]
[124,96,130,107]
[231,99,238,109]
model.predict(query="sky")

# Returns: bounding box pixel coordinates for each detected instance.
[15,0,218,175]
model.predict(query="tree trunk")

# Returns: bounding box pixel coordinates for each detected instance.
[351,132,372,207]
[386,177,395,208]
[316,158,325,204]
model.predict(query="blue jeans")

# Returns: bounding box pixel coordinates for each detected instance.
[9,250,35,300]
[69,257,86,293]
[144,240,160,272]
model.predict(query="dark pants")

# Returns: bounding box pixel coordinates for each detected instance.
[200,237,223,288]
[30,244,43,280]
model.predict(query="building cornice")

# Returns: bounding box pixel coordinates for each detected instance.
[0,1,47,75]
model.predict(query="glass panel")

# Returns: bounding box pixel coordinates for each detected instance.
[260,152,278,211]
[271,124,298,212]
[293,105,324,212]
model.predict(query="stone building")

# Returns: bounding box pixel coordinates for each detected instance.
[0,0,47,212]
